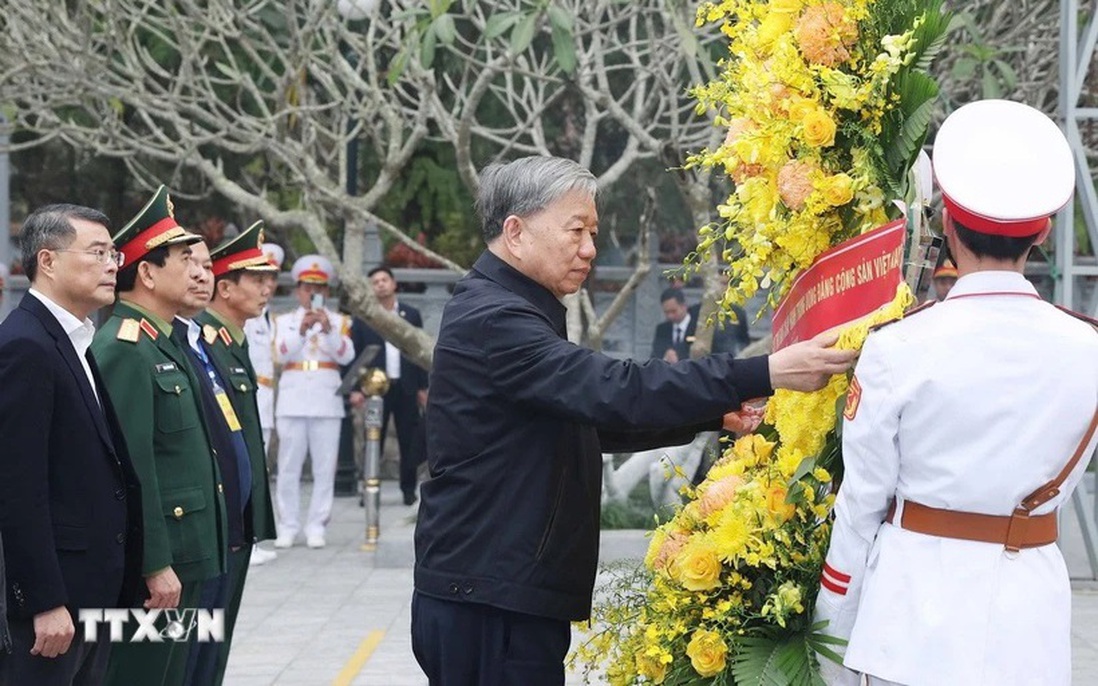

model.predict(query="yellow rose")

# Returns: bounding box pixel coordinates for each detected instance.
[765,484,797,522]
[802,109,837,147]
[670,539,722,591]
[635,650,668,683]
[787,97,817,123]
[686,629,728,677]
[818,173,855,207]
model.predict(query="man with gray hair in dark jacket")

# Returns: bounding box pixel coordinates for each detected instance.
[411,155,856,685]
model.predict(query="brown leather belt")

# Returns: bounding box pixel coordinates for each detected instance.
[283,361,339,372]
[256,375,274,388]
[885,407,1098,553]
[886,500,1058,550]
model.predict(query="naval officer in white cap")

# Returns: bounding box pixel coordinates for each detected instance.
[272,255,354,549]
[814,99,1098,685]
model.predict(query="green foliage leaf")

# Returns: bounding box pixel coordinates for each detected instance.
[427,0,453,20]
[421,26,438,69]
[551,23,576,74]
[731,633,823,686]
[547,5,574,32]
[951,56,978,80]
[885,70,938,176]
[485,12,521,40]
[789,455,817,486]
[806,621,848,668]
[993,58,1018,90]
[387,45,410,85]
[510,13,539,55]
[981,69,1001,98]
[434,14,456,45]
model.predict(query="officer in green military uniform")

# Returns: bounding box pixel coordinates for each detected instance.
[196,221,279,684]
[91,186,228,686]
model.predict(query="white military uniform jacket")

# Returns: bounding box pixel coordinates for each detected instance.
[244,307,277,433]
[816,271,1098,686]
[273,306,354,419]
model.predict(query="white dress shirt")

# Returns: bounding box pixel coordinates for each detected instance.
[29,288,99,403]
[673,312,692,344]
[384,301,401,381]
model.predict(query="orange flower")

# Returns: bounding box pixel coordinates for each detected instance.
[724,118,766,182]
[652,530,690,572]
[767,83,796,114]
[795,2,859,67]
[723,117,756,148]
[698,476,744,518]
[778,161,816,211]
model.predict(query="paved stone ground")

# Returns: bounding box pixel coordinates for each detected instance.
[225,480,1098,685]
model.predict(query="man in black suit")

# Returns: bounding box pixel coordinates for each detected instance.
[651,287,697,362]
[0,204,142,686]
[350,266,429,505]
[653,288,752,361]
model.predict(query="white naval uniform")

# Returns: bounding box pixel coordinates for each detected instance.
[273,306,354,539]
[816,271,1098,686]
[244,306,277,449]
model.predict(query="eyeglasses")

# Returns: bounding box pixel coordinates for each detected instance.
[55,248,125,267]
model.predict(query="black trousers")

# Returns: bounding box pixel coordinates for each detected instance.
[0,614,112,686]
[411,592,570,686]
[381,382,424,498]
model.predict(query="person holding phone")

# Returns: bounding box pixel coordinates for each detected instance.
[271,255,354,549]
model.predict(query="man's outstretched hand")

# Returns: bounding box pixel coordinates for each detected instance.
[768,331,857,393]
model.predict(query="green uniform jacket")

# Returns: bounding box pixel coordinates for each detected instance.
[196,310,277,542]
[91,301,227,583]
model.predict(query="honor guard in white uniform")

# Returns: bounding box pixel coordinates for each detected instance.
[243,242,284,449]
[273,255,354,549]
[815,100,1098,686]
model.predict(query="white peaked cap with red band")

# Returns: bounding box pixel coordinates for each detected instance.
[291,254,336,286]
[933,99,1074,237]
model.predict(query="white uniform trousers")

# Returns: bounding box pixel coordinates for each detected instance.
[275,416,342,539]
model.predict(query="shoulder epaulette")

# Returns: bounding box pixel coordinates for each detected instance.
[139,318,159,341]
[116,318,141,343]
[869,299,935,333]
[341,315,351,336]
[1056,305,1098,332]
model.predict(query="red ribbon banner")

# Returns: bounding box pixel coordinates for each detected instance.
[771,219,906,351]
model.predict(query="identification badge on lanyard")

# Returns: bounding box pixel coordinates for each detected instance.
[215,391,243,432]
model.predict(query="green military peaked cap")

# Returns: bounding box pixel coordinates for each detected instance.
[210,221,279,277]
[116,185,202,268]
